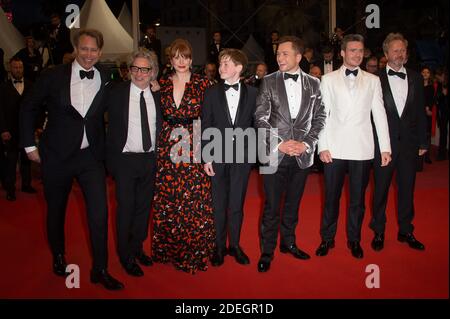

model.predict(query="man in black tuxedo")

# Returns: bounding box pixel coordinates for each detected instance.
[370,33,428,252]
[255,36,326,272]
[48,13,72,65]
[208,31,223,65]
[0,57,36,201]
[20,29,123,290]
[318,46,341,75]
[202,49,257,267]
[139,25,162,66]
[264,31,279,74]
[105,49,162,277]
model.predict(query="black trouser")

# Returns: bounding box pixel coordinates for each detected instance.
[42,148,108,271]
[320,159,371,242]
[370,151,417,235]
[210,162,252,250]
[438,105,449,158]
[108,152,156,264]
[425,116,432,161]
[2,145,32,193]
[260,156,309,255]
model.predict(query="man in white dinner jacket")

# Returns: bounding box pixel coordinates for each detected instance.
[315,34,392,259]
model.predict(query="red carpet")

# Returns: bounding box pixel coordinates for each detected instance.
[0,155,448,299]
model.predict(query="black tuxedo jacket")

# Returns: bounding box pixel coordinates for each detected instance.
[104,81,162,158]
[264,43,278,73]
[318,58,341,74]
[202,82,257,164]
[0,79,33,146]
[375,67,428,158]
[20,63,110,162]
[208,42,223,64]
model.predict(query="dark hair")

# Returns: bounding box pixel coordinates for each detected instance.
[341,34,364,51]
[435,67,445,76]
[72,29,104,50]
[9,56,23,64]
[219,48,248,74]
[278,36,305,55]
[322,46,333,54]
[271,30,279,35]
[256,62,268,68]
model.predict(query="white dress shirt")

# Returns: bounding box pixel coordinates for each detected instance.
[71,59,101,149]
[224,80,241,125]
[283,68,302,119]
[343,66,360,98]
[324,61,333,74]
[386,65,408,116]
[123,82,156,153]
[12,78,24,95]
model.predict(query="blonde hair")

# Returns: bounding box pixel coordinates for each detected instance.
[383,33,408,54]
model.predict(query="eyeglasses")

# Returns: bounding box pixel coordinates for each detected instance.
[130,65,152,74]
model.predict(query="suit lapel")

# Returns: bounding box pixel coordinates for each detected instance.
[234,82,247,127]
[122,81,131,136]
[353,69,364,105]
[276,71,292,122]
[380,69,401,119]
[293,71,309,125]
[400,68,413,119]
[61,63,72,109]
[61,63,82,119]
[336,68,353,119]
[218,82,233,126]
[7,81,20,98]
[85,65,108,117]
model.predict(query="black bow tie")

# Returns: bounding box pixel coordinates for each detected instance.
[13,80,23,84]
[80,70,94,80]
[388,69,406,79]
[284,73,299,81]
[325,61,332,65]
[345,68,358,77]
[224,83,239,91]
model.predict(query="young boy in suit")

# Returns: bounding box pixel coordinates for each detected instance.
[202,49,257,266]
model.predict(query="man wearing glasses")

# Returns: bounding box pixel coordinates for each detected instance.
[104,48,162,277]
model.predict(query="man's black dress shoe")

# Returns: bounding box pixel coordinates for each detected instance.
[398,233,425,250]
[280,243,310,260]
[211,248,227,267]
[6,191,16,201]
[228,246,250,265]
[53,254,68,277]
[347,241,363,259]
[21,186,37,194]
[371,233,384,251]
[121,259,144,277]
[136,251,153,266]
[315,240,335,256]
[90,269,124,290]
[257,253,273,273]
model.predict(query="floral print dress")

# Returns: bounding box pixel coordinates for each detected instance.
[151,73,215,274]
